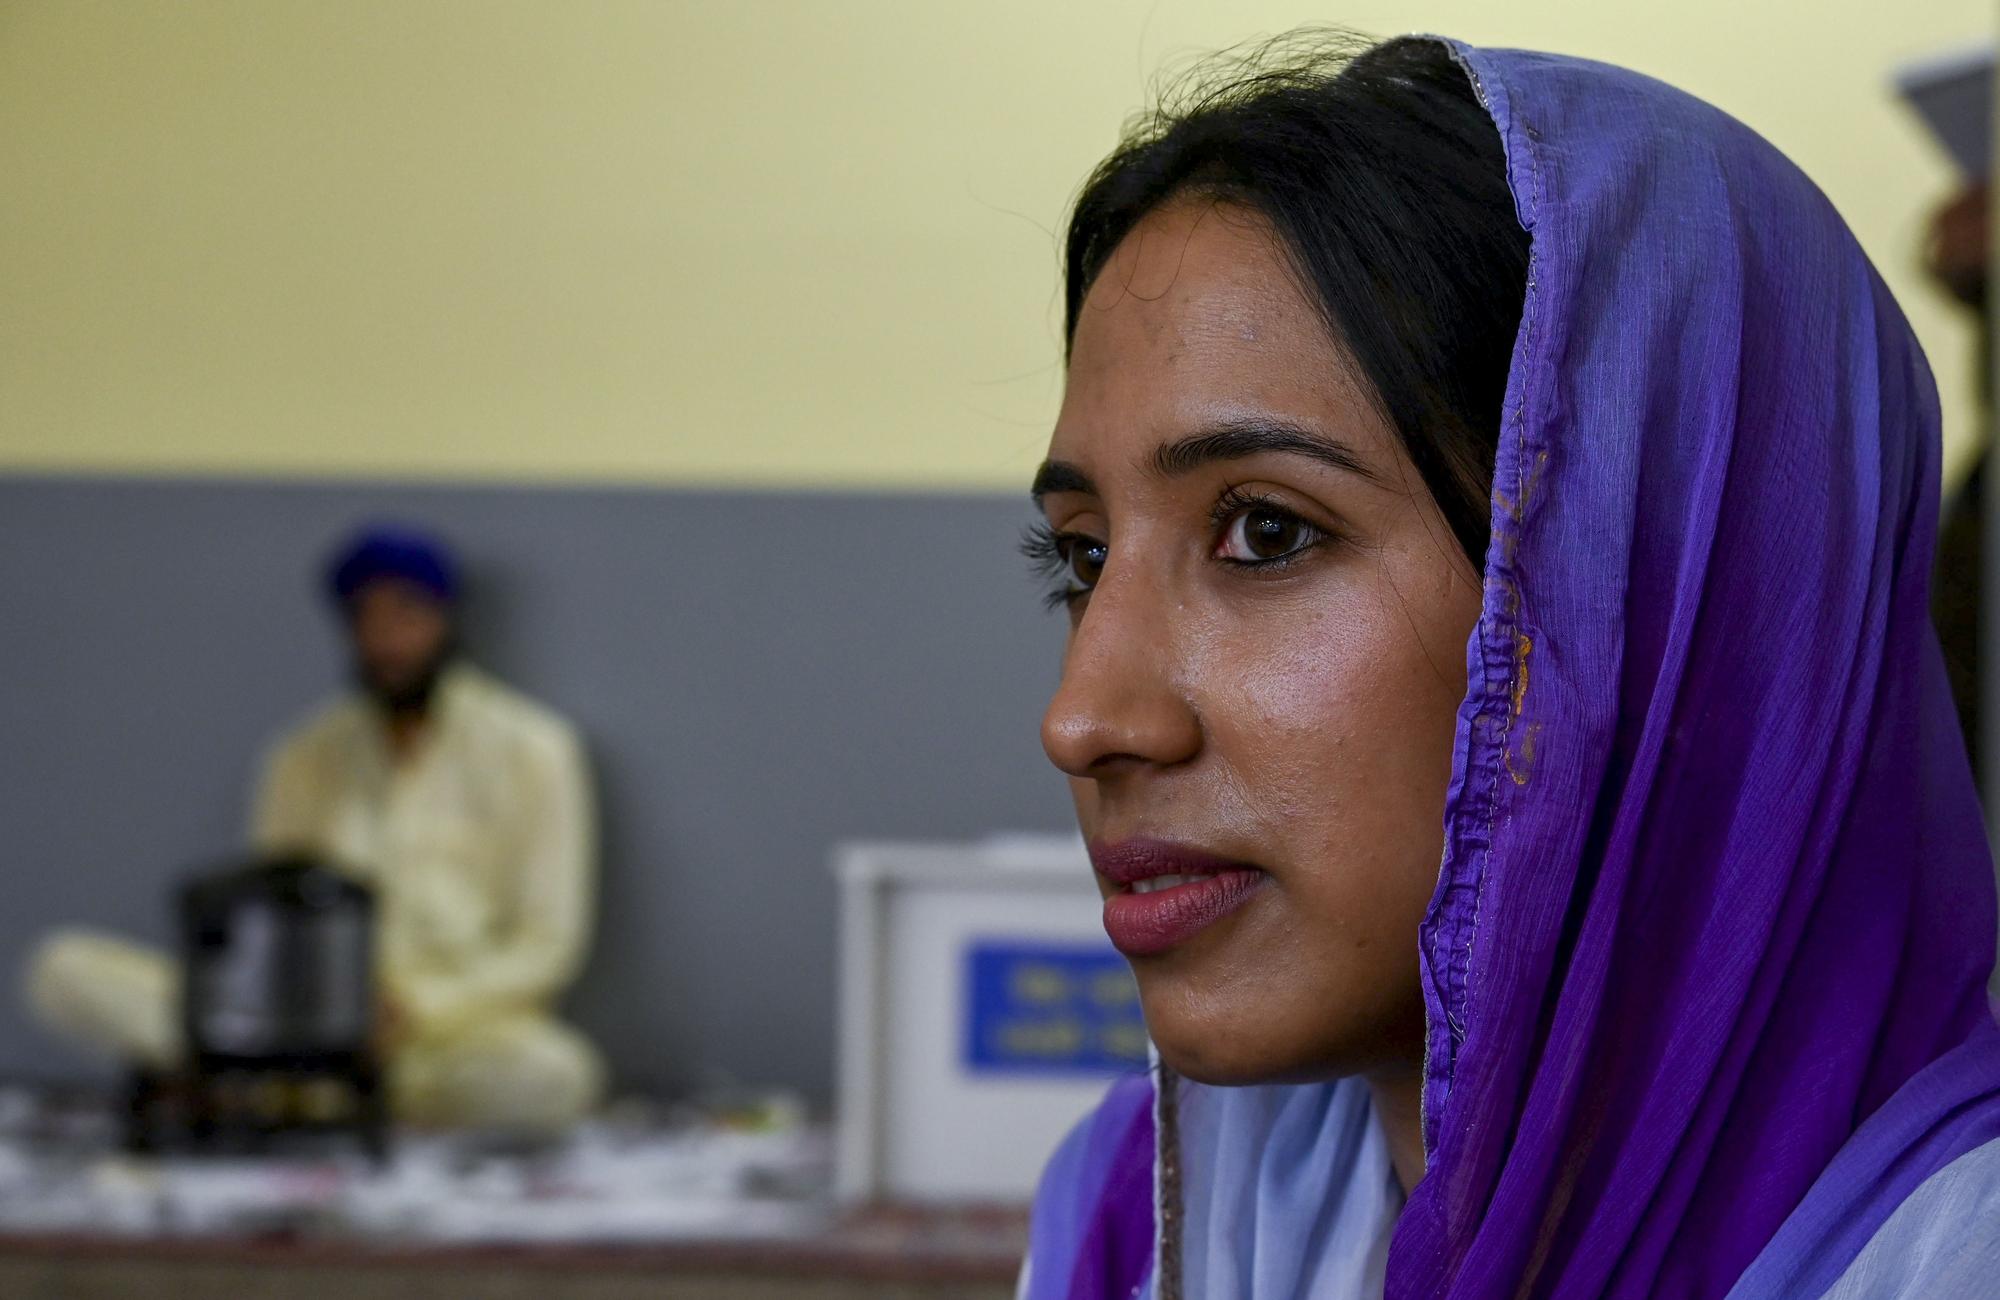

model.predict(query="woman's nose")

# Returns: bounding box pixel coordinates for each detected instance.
[1040,571,1202,780]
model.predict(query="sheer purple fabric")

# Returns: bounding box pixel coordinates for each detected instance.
[1024,38,2000,1299]
[1391,40,2000,1297]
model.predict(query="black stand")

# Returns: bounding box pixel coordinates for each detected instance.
[124,1049,388,1160]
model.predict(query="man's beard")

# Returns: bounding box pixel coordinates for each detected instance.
[356,643,456,719]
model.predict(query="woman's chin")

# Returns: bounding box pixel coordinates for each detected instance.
[1151,1028,1324,1087]
[1146,998,1417,1088]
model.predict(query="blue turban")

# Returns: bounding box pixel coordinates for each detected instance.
[325,525,460,607]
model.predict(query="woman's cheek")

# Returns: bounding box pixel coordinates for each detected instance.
[1212,596,1377,741]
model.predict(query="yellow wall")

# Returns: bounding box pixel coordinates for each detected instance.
[0,1,1987,491]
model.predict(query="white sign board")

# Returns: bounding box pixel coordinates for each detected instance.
[833,836,1147,1203]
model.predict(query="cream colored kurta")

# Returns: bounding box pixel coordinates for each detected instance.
[251,664,595,1032]
[26,664,604,1130]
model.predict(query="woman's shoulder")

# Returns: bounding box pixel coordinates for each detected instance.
[1813,1137,2000,1298]
[1728,1028,2000,1298]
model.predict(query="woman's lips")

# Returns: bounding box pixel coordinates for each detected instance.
[1090,839,1270,957]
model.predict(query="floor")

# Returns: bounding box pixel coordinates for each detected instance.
[0,1204,1026,1299]
[0,1087,1025,1299]
[0,1252,1014,1300]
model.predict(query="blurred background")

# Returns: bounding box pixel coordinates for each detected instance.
[0,2,1991,1297]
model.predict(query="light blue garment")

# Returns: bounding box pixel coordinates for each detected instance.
[1162,1075,1401,1299]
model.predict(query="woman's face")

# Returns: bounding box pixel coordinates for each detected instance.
[1036,198,1483,1086]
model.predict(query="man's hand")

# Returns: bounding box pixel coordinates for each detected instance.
[375,991,412,1057]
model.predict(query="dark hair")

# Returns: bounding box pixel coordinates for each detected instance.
[1063,33,1529,568]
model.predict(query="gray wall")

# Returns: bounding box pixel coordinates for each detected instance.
[0,475,1075,1102]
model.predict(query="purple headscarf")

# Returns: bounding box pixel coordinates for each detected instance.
[1396,39,2000,1296]
[1025,37,2000,1299]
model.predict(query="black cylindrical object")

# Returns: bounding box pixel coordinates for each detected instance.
[179,855,376,1060]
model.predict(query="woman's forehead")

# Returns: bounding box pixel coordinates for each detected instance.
[1056,201,1382,470]
[1071,200,1310,361]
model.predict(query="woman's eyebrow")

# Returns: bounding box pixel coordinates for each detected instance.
[1031,459,1098,503]
[1150,417,1378,482]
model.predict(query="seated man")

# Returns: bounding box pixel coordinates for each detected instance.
[27,525,604,1131]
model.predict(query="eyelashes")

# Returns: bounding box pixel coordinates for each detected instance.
[1021,523,1095,612]
[1208,484,1278,531]
[1019,522,1065,579]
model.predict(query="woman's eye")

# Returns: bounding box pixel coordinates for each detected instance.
[1066,536,1109,589]
[1217,504,1319,563]
[1021,524,1105,611]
